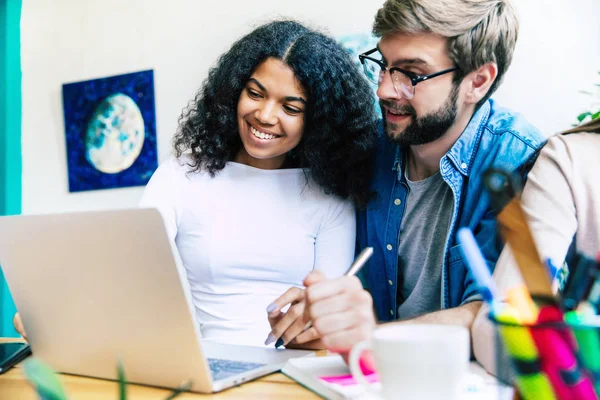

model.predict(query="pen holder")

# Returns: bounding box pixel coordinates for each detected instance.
[491,313,600,400]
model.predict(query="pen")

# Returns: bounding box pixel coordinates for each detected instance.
[482,168,555,307]
[494,305,556,400]
[546,259,562,294]
[533,306,597,400]
[345,247,374,277]
[274,247,374,348]
[577,267,600,314]
[568,254,600,394]
[457,227,498,304]
[563,254,596,311]
[546,259,559,282]
[565,311,600,394]
[456,227,540,321]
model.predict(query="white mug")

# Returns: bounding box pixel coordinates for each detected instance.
[349,324,470,400]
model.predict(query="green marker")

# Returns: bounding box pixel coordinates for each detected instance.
[495,307,556,400]
[565,311,600,394]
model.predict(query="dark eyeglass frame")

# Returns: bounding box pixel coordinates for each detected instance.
[358,47,458,87]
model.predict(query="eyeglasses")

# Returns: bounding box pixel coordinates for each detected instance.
[358,48,458,99]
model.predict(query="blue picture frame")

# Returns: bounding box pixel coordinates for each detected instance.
[62,70,158,192]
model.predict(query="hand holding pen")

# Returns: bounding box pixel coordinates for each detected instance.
[265,248,374,349]
[301,248,376,353]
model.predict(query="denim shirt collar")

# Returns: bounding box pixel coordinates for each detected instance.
[445,100,492,176]
[391,99,493,177]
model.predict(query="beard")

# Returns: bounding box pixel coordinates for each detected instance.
[381,84,460,147]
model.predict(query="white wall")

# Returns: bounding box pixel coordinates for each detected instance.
[494,0,600,134]
[20,0,600,214]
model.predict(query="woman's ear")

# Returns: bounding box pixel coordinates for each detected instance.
[463,62,498,105]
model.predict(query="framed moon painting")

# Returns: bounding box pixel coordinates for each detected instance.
[61,70,158,192]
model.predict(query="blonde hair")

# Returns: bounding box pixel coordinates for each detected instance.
[373,0,519,106]
[562,118,600,135]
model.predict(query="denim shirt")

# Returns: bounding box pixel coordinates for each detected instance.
[357,99,546,322]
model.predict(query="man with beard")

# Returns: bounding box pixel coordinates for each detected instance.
[278,0,546,357]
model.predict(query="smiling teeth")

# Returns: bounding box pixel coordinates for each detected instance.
[250,126,278,140]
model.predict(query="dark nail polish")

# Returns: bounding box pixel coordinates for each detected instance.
[275,338,284,348]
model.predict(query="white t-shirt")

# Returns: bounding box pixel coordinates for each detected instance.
[139,157,356,346]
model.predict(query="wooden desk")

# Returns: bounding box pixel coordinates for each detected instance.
[0,338,320,399]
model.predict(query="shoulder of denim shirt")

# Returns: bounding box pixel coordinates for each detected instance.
[445,98,546,176]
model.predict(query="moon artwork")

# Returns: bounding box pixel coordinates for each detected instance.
[62,70,158,192]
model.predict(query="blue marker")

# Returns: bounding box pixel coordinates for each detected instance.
[545,258,562,294]
[457,227,498,304]
[546,258,559,280]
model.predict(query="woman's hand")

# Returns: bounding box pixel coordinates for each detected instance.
[13,312,27,341]
[265,287,325,350]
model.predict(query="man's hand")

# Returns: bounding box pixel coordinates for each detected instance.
[304,270,376,354]
[265,287,323,349]
[13,312,27,341]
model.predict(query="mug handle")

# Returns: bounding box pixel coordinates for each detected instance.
[349,340,382,398]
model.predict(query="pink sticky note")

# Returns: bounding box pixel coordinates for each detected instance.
[320,373,380,386]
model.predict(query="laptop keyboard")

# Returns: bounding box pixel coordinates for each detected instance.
[207,358,267,381]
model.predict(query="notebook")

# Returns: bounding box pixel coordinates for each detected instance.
[282,355,375,399]
[282,354,514,399]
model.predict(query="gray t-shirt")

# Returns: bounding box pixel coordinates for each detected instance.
[397,171,454,319]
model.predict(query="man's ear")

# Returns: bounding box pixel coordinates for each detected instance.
[463,62,498,105]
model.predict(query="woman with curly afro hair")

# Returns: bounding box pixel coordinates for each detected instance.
[140,20,379,349]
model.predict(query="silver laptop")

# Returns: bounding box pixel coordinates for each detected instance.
[0,208,312,393]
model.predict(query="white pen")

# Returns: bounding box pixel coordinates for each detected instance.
[272,247,374,348]
[345,247,375,277]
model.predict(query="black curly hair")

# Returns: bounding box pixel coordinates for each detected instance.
[173,20,379,208]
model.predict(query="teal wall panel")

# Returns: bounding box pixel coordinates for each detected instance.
[0,0,22,337]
